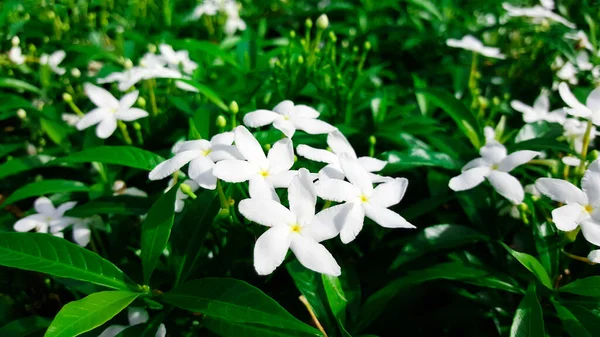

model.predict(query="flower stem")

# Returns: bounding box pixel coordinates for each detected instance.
[561,249,595,265]
[577,119,594,175]
[147,80,158,116]
[67,101,85,116]
[117,120,133,145]
[216,180,230,211]
[299,295,328,337]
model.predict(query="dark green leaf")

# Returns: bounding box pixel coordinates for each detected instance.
[560,276,600,297]
[389,224,488,270]
[162,278,320,335]
[552,300,593,337]
[0,316,51,337]
[510,284,544,337]
[0,143,23,159]
[177,79,229,111]
[52,146,164,171]
[502,243,553,289]
[3,180,90,206]
[141,185,178,284]
[45,291,140,337]
[381,149,461,173]
[0,233,136,290]
[203,317,321,337]
[0,78,42,94]
[322,275,347,325]
[563,304,600,336]
[0,155,54,180]
[66,196,153,217]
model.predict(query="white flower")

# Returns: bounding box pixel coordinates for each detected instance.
[562,118,597,153]
[76,83,149,139]
[61,113,81,126]
[149,132,240,190]
[566,30,594,51]
[190,0,219,19]
[213,126,298,201]
[189,0,246,35]
[558,82,600,125]
[98,307,166,337]
[8,46,25,64]
[113,180,148,197]
[244,100,336,138]
[59,215,104,247]
[556,61,578,85]
[449,143,539,204]
[98,53,181,91]
[315,154,414,243]
[502,2,575,28]
[562,156,581,167]
[297,130,387,182]
[40,50,66,75]
[159,44,198,75]
[576,51,594,71]
[588,250,600,263]
[13,197,78,235]
[446,35,505,59]
[535,159,600,245]
[239,168,348,276]
[177,179,200,212]
[510,90,566,124]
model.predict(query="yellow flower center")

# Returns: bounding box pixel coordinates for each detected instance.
[283,115,290,120]
[202,149,212,156]
[491,164,499,170]
[585,204,594,213]
[290,224,302,233]
[360,194,369,203]
[259,170,269,177]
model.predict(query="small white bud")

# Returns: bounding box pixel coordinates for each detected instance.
[70,68,81,78]
[17,109,27,119]
[11,36,20,46]
[124,59,134,69]
[316,14,329,30]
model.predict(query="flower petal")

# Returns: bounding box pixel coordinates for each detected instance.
[239,199,295,227]
[340,203,365,244]
[448,167,490,191]
[53,201,78,218]
[234,126,267,164]
[339,154,373,195]
[552,204,587,231]
[268,138,294,173]
[293,105,320,118]
[84,83,119,109]
[357,156,387,172]
[586,87,600,112]
[292,118,336,135]
[98,325,128,337]
[76,108,110,130]
[213,160,259,183]
[315,179,360,202]
[535,178,587,204]
[149,151,199,180]
[319,164,345,180]
[14,214,47,232]
[479,143,507,163]
[254,225,292,275]
[364,203,415,228]
[211,131,235,146]
[370,177,408,208]
[533,91,550,112]
[272,100,294,115]
[210,145,244,161]
[128,306,150,325]
[156,324,167,337]
[273,119,296,138]
[243,110,280,128]
[583,170,600,206]
[290,235,341,276]
[462,157,488,171]
[189,157,217,190]
[588,249,600,263]
[96,115,118,139]
[34,196,56,215]
[288,168,316,224]
[174,140,210,153]
[498,150,539,172]
[119,90,139,110]
[486,171,524,204]
[327,130,356,158]
[296,145,338,164]
[510,100,535,115]
[249,178,279,202]
[115,108,148,122]
[559,82,590,113]
[580,219,600,246]
[72,223,91,247]
[305,203,350,242]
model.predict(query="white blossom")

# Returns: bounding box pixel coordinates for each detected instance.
[502,2,575,28]
[8,46,25,64]
[446,35,505,59]
[40,50,66,75]
[558,82,600,125]
[510,89,566,124]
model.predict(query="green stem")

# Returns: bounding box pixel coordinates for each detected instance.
[216,180,229,211]
[68,101,85,116]
[117,120,133,145]
[577,119,594,175]
[147,80,158,116]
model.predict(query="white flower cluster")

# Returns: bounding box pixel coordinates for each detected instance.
[97,44,198,92]
[190,0,246,36]
[149,100,415,276]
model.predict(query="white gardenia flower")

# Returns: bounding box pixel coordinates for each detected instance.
[566,31,594,51]
[190,0,219,19]
[223,1,247,36]
[149,132,240,190]
[297,130,387,182]
[112,180,148,197]
[502,2,575,28]
[446,35,505,59]
[98,307,166,337]
[535,159,600,245]
[316,154,415,243]
[76,83,149,139]
[449,143,540,204]
[40,50,66,75]
[214,126,298,201]
[239,168,349,276]
[243,100,336,138]
[510,90,566,124]
[562,118,597,153]
[558,82,600,125]
[14,197,79,235]
[98,53,181,91]
[159,44,198,75]
[8,46,25,64]
[57,215,104,247]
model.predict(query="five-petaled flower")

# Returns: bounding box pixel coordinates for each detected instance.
[510,89,566,124]
[40,50,66,75]
[14,197,79,235]
[76,83,149,139]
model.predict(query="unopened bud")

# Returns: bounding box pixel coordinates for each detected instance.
[11,36,20,46]
[62,93,73,103]
[216,115,227,128]
[364,41,372,51]
[180,184,197,199]
[133,122,142,130]
[71,68,81,78]
[137,96,146,108]
[148,44,157,53]
[297,55,304,64]
[316,14,329,30]
[478,96,489,109]
[124,59,134,69]
[305,18,313,29]
[290,30,296,39]
[47,11,55,19]
[590,150,599,161]
[353,46,359,53]
[113,180,126,192]
[329,31,337,42]
[218,208,230,218]
[229,101,239,114]
[264,144,272,151]
[17,109,27,119]
[492,96,501,106]
[369,135,376,145]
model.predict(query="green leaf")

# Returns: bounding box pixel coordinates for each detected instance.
[0,316,51,337]
[552,300,593,337]
[510,284,544,337]
[52,146,164,171]
[66,196,153,217]
[389,224,488,270]
[381,149,461,173]
[502,243,553,289]
[0,143,23,159]
[357,261,521,331]
[40,118,69,145]
[562,304,600,336]
[322,274,351,335]
[418,88,483,148]
[45,291,140,337]
[172,190,220,286]
[177,79,229,111]
[141,184,178,284]
[560,276,600,297]
[0,233,136,290]
[3,179,90,206]
[0,155,54,180]
[162,278,320,335]
[203,317,321,337]
[0,78,42,94]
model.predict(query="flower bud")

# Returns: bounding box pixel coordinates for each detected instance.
[305,18,313,29]
[216,115,227,128]
[116,26,124,34]
[11,36,20,46]
[364,41,372,51]
[218,208,230,218]
[113,180,126,192]
[137,96,146,108]
[17,109,27,119]
[62,93,73,103]
[297,55,304,64]
[229,101,239,114]
[124,58,134,69]
[180,184,198,199]
[492,96,501,105]
[316,14,329,30]
[133,122,142,131]
[289,30,296,39]
[329,31,337,42]
[71,68,81,78]
[148,43,157,53]
[369,135,376,146]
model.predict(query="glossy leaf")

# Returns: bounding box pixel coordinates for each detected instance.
[510,284,544,337]
[560,276,600,297]
[0,155,54,180]
[502,243,553,289]
[203,317,321,337]
[141,184,178,284]
[177,79,229,111]
[563,304,600,336]
[3,179,89,206]
[381,149,461,173]
[45,291,140,337]
[66,196,153,217]
[552,300,593,337]
[53,146,164,171]
[0,233,136,290]
[162,278,320,335]
[0,316,51,337]
[0,77,42,94]
[389,224,488,270]
[0,143,22,159]
[322,274,351,335]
